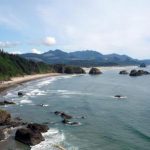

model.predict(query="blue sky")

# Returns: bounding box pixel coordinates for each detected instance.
[0,0,150,59]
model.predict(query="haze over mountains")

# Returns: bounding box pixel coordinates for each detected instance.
[21,50,149,67]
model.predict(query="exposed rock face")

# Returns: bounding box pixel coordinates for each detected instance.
[27,123,49,133]
[140,63,146,68]
[89,68,102,75]
[0,130,5,141]
[0,110,11,125]
[129,70,150,76]
[15,128,44,146]
[119,70,128,75]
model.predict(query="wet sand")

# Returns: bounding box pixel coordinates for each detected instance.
[0,73,60,93]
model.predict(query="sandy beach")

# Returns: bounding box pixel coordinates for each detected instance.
[0,73,60,92]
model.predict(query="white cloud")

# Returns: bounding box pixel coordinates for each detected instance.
[0,41,20,48]
[31,48,41,54]
[36,0,150,58]
[29,36,56,47]
[42,36,56,46]
[1,0,150,58]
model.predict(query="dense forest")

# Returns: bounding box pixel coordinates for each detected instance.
[0,50,85,81]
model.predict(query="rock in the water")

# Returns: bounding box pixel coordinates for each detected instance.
[27,123,49,133]
[15,128,44,146]
[0,100,15,105]
[114,95,122,98]
[129,69,150,76]
[62,119,80,126]
[52,64,86,74]
[140,63,146,68]
[60,112,72,119]
[18,91,25,96]
[54,111,72,119]
[129,70,138,76]
[4,100,15,105]
[119,70,128,75]
[0,109,11,125]
[89,68,102,75]
[54,111,63,115]
[64,66,86,74]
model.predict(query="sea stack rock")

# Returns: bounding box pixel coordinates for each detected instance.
[64,66,86,74]
[27,123,49,133]
[89,67,102,75]
[119,70,128,75]
[140,63,146,68]
[15,128,44,146]
[129,69,150,76]
[15,123,49,146]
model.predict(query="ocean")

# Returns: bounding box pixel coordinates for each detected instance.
[0,66,150,150]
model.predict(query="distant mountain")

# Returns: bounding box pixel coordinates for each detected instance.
[142,59,150,65]
[21,49,147,67]
[69,50,104,60]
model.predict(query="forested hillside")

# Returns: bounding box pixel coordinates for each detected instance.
[0,50,85,81]
[0,50,55,80]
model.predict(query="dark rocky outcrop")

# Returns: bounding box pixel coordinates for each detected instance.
[60,112,72,119]
[0,109,11,125]
[0,109,48,146]
[0,110,20,127]
[0,100,15,105]
[64,66,86,74]
[54,111,72,119]
[15,128,44,146]
[7,120,27,127]
[54,111,63,116]
[114,95,122,98]
[0,130,5,141]
[52,64,86,74]
[89,67,102,75]
[119,70,128,75]
[27,123,49,133]
[140,63,146,68]
[129,70,150,76]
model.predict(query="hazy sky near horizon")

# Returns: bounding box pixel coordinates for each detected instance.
[0,0,150,59]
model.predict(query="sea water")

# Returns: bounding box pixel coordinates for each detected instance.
[0,66,150,150]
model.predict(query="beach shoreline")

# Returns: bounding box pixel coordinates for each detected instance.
[0,73,60,93]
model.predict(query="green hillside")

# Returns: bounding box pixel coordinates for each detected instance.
[0,50,85,81]
[0,50,55,81]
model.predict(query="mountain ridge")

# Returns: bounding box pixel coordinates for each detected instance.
[21,49,149,67]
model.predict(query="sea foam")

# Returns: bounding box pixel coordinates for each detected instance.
[31,128,65,150]
[20,99,32,104]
